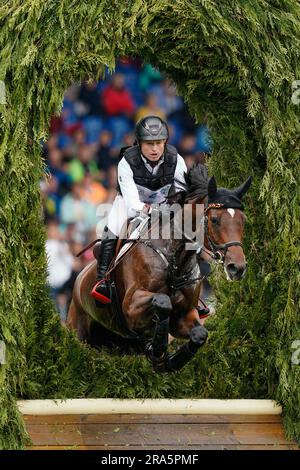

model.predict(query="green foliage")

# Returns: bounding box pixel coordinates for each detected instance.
[0,0,299,449]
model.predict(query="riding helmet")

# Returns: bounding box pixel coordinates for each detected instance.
[135,115,169,142]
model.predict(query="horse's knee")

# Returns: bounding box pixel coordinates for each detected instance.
[173,308,203,338]
[151,293,172,319]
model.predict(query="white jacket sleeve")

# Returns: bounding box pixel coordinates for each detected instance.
[174,154,187,190]
[117,157,145,216]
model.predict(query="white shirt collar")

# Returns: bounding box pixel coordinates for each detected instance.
[140,153,165,175]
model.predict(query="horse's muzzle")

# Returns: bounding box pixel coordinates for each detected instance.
[225,262,247,280]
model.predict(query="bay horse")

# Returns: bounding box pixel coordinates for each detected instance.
[67,164,252,372]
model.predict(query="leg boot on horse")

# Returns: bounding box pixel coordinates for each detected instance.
[145,293,173,372]
[165,323,208,372]
[91,226,118,307]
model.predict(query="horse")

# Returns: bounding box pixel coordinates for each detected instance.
[67,164,252,372]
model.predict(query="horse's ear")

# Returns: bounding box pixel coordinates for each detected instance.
[234,176,252,199]
[208,176,217,198]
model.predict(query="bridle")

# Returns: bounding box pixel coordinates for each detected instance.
[203,202,243,264]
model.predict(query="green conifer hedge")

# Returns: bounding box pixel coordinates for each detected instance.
[0,0,299,449]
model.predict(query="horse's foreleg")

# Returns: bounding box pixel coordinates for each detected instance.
[165,308,208,372]
[123,290,172,372]
[145,294,173,371]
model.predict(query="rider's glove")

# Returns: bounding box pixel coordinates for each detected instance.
[135,203,151,219]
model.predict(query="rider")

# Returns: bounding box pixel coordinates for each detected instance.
[91,115,209,317]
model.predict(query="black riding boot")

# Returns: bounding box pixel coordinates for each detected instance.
[91,227,118,306]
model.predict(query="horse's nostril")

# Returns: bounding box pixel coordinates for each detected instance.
[227,263,238,275]
[227,263,246,279]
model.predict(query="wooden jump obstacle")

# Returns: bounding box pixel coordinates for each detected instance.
[18,399,299,450]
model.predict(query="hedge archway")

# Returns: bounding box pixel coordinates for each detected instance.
[0,1,299,449]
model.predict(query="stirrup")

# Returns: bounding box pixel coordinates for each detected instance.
[91,279,111,304]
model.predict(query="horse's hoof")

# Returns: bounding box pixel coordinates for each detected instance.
[151,294,172,317]
[189,325,208,346]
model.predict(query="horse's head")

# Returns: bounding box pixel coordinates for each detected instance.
[178,164,252,280]
[205,175,252,280]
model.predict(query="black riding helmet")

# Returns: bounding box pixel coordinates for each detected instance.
[135,115,169,142]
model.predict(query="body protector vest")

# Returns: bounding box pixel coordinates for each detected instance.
[117,144,178,204]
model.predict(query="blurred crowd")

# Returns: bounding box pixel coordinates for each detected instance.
[42,57,211,321]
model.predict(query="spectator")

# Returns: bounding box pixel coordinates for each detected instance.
[135,93,166,122]
[46,219,74,320]
[40,175,61,220]
[72,127,87,146]
[60,127,87,166]
[106,165,118,202]
[56,237,88,322]
[139,63,162,92]
[60,182,97,241]
[178,134,197,168]
[46,134,59,152]
[96,130,117,174]
[150,78,183,117]
[77,79,102,116]
[46,148,72,194]
[121,132,135,148]
[50,115,63,134]
[101,73,135,117]
[67,144,98,182]
[79,171,108,206]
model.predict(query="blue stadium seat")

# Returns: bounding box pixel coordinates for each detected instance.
[83,116,104,143]
[168,118,183,146]
[57,133,72,149]
[106,116,132,147]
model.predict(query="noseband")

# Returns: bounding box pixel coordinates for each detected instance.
[204,203,243,263]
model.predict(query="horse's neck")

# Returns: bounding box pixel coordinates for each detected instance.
[149,198,207,270]
[172,239,197,271]
[168,204,199,270]
[185,195,211,252]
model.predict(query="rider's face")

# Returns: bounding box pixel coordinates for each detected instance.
[140,140,166,162]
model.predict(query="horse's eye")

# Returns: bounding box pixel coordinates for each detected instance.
[210,216,220,225]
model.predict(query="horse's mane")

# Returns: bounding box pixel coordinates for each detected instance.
[167,163,208,204]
